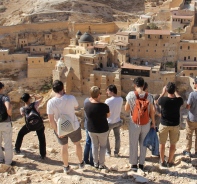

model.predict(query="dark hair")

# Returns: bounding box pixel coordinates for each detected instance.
[107,84,117,94]
[133,77,144,88]
[21,93,31,103]
[143,82,148,91]
[166,82,176,94]
[53,80,64,93]
[154,94,160,100]
[0,82,4,89]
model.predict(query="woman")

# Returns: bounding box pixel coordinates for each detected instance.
[84,86,110,169]
[14,93,46,159]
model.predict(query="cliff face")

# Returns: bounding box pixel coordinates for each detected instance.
[0,0,145,26]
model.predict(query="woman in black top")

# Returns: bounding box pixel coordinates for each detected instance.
[84,86,110,169]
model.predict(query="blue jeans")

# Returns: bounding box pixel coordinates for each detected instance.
[83,129,93,166]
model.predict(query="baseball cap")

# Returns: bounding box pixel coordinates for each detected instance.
[0,82,4,89]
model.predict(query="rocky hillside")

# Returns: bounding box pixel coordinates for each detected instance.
[0,0,144,26]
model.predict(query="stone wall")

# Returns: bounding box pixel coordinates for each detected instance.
[28,58,56,78]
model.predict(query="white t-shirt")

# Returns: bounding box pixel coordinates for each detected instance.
[47,94,80,130]
[105,96,123,124]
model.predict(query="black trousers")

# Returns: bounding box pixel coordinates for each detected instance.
[15,125,46,157]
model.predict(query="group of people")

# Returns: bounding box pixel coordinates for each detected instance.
[0,77,197,174]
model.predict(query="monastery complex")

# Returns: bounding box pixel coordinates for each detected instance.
[0,0,197,105]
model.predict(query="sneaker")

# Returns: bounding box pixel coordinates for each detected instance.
[138,164,144,171]
[94,163,99,169]
[10,161,16,166]
[40,155,46,160]
[167,162,174,168]
[14,148,21,154]
[63,165,71,174]
[131,165,138,172]
[160,160,167,168]
[114,153,119,158]
[106,152,111,157]
[79,160,85,169]
[183,150,191,157]
[99,165,108,170]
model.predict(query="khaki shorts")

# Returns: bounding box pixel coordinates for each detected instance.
[54,127,82,145]
[159,124,180,145]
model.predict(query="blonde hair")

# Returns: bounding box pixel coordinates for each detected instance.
[90,86,100,98]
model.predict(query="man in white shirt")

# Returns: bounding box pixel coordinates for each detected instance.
[47,80,84,174]
[105,85,123,157]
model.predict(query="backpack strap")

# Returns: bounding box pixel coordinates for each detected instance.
[144,92,148,99]
[134,91,140,99]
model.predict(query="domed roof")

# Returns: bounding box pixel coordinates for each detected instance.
[78,32,94,43]
[76,30,82,36]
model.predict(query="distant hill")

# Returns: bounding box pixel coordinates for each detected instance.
[0,0,144,26]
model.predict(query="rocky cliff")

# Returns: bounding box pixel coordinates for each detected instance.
[0,0,145,26]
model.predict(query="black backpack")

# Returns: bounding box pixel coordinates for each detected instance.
[0,95,8,122]
[24,102,44,131]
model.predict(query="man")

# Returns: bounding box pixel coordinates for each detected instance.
[105,84,123,157]
[183,78,197,157]
[125,77,155,171]
[47,80,84,174]
[158,82,183,167]
[0,82,14,165]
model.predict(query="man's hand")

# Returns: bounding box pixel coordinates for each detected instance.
[151,123,155,129]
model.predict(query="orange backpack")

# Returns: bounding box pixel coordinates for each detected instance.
[132,91,149,125]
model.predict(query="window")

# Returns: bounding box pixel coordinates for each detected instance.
[146,50,148,52]
[188,56,190,59]
[180,46,182,49]
[163,44,165,46]
[152,71,156,73]
[184,57,186,61]
[188,46,190,50]
[194,57,196,61]
[156,44,157,46]
[148,35,150,39]
[139,43,140,46]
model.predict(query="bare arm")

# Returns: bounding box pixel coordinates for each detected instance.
[186,104,191,110]
[150,103,155,128]
[107,112,110,118]
[48,114,57,133]
[125,101,130,112]
[4,101,12,116]
[33,94,43,105]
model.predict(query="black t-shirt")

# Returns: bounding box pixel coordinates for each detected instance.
[84,102,109,133]
[158,97,183,126]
